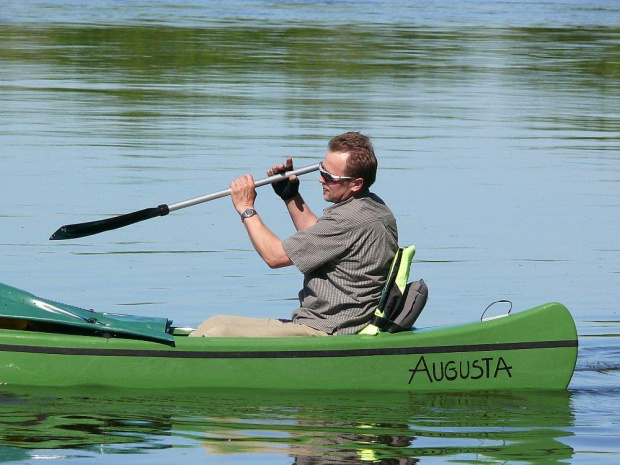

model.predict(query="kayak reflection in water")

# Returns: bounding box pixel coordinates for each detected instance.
[190,132,398,337]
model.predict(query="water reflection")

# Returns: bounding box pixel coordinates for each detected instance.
[2,26,617,121]
[0,387,574,463]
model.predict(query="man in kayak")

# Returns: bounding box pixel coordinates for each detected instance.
[191,132,398,337]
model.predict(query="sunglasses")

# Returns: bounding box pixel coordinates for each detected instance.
[318,162,356,183]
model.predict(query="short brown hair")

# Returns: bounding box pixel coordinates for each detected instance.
[327,132,377,189]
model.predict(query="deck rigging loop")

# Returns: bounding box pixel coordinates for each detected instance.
[481,300,513,321]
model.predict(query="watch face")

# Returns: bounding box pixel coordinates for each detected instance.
[242,208,256,219]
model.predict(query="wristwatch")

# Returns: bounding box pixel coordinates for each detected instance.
[240,208,257,222]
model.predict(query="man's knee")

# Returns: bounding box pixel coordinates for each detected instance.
[190,315,235,337]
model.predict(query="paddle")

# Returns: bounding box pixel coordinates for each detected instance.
[50,163,320,240]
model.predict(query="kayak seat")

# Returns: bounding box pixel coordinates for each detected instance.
[360,245,429,335]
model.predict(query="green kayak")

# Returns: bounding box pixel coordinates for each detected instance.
[0,282,577,391]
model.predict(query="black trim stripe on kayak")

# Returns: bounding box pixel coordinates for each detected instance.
[0,339,577,359]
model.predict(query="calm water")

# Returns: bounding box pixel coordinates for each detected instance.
[1,0,619,463]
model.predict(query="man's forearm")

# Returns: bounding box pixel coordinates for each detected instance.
[243,215,293,269]
[285,195,319,231]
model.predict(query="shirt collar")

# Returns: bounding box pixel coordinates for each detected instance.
[324,190,371,212]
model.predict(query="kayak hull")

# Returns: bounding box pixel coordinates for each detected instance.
[0,302,577,391]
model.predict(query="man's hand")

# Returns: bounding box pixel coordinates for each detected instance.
[230,174,257,214]
[270,157,299,201]
[230,172,293,269]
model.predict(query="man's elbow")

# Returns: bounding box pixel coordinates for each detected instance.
[264,251,293,269]
[266,259,283,269]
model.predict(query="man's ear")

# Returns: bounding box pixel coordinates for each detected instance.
[350,178,364,193]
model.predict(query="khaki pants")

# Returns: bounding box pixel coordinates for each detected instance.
[189,315,329,337]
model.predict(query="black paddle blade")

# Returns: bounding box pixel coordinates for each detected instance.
[50,204,170,240]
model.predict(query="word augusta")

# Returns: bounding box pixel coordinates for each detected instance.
[408,355,513,384]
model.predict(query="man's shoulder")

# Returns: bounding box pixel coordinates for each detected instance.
[365,192,389,208]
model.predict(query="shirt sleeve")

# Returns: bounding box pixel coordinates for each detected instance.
[282,214,351,275]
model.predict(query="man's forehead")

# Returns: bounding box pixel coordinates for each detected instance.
[324,150,349,167]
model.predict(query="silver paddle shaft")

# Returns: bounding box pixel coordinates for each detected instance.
[167,163,320,213]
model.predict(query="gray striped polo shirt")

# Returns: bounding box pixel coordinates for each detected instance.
[282,192,398,335]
